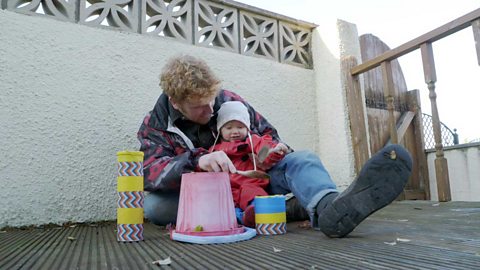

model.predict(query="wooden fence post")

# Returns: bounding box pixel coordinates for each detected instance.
[421,42,451,202]
[407,90,430,200]
[381,61,398,144]
[472,19,480,65]
[343,56,370,173]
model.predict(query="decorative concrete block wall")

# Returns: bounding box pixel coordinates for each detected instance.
[3,0,314,67]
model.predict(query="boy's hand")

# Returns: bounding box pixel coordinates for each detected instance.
[198,151,237,173]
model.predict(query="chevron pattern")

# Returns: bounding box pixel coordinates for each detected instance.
[256,222,287,235]
[117,161,143,176]
[118,191,144,208]
[117,224,144,242]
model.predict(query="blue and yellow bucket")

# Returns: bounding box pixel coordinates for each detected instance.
[254,195,287,235]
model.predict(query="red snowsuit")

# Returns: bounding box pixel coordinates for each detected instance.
[211,134,285,210]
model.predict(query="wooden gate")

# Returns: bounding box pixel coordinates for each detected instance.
[345,34,430,200]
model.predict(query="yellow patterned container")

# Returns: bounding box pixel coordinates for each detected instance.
[254,195,287,235]
[116,151,144,242]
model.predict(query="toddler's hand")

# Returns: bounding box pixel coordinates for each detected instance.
[273,143,288,155]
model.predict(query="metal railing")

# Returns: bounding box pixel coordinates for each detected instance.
[468,138,480,143]
[422,113,458,149]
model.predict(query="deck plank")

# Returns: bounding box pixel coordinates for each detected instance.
[1,201,479,269]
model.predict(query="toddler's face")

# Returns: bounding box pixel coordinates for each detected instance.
[220,120,248,142]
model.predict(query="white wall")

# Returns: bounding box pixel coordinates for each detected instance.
[427,143,480,201]
[311,19,364,190]
[0,10,358,227]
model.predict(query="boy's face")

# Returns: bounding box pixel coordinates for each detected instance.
[170,96,215,125]
[220,120,248,142]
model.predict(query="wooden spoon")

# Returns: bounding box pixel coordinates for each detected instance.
[257,146,271,163]
[235,170,270,179]
[233,146,272,179]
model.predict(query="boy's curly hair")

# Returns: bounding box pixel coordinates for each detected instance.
[160,55,221,102]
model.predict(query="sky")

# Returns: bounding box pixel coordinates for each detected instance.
[239,0,480,142]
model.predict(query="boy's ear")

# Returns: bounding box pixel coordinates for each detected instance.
[169,96,180,110]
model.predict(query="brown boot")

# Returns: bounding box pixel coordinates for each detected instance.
[286,196,309,222]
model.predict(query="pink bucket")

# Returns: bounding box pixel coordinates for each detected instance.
[176,172,240,235]
[172,172,256,244]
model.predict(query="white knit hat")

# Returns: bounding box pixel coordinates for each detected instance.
[216,101,251,132]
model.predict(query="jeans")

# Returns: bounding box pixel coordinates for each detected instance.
[144,151,338,225]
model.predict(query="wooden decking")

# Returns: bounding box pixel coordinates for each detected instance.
[1,201,479,269]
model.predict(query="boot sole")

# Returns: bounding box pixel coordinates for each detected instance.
[318,144,412,238]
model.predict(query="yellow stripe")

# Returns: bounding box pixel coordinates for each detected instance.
[117,176,143,192]
[117,151,144,162]
[117,208,143,224]
[255,212,286,224]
